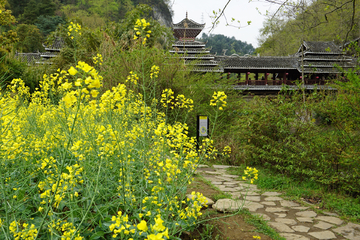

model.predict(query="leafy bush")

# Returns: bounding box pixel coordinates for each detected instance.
[230,83,360,195]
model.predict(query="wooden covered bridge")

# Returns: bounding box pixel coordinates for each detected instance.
[171,15,357,92]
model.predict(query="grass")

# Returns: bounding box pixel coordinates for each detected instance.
[241,209,286,240]
[226,165,360,222]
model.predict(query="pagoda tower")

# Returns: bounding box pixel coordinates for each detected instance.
[170,13,222,72]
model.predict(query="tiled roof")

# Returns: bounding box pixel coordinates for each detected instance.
[297,41,341,54]
[172,40,205,47]
[45,37,65,51]
[173,18,205,29]
[223,56,298,69]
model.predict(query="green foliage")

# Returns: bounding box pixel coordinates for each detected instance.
[6,0,30,18]
[14,24,45,52]
[19,0,56,24]
[200,33,255,56]
[47,21,103,69]
[106,4,173,49]
[0,53,26,88]
[224,82,360,195]
[257,0,360,56]
[0,0,18,54]
[35,15,66,37]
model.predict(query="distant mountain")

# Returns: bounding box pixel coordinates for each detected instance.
[200,33,255,56]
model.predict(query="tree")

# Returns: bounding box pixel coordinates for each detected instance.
[256,0,359,56]
[6,0,30,18]
[201,33,255,55]
[19,0,56,24]
[0,0,18,54]
[14,24,44,52]
[35,15,66,37]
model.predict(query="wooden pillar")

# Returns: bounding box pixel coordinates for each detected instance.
[238,73,241,85]
[255,72,259,80]
[246,72,249,85]
[265,72,268,85]
[283,72,287,85]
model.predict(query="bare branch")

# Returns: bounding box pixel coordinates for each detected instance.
[209,0,232,32]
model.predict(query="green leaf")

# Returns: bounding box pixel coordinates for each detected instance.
[89,231,105,240]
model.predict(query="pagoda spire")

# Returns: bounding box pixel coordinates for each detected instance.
[186,11,188,19]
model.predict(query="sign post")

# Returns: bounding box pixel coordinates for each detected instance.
[197,115,209,150]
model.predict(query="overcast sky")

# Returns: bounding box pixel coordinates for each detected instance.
[171,0,276,48]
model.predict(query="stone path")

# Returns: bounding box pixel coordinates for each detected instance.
[194,164,360,240]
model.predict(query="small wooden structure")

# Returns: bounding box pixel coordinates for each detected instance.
[15,37,64,65]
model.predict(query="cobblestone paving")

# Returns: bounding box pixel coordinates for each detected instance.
[195,165,360,240]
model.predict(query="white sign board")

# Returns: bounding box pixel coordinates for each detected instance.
[198,116,208,137]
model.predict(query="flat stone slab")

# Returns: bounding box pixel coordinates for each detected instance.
[274,213,287,218]
[308,230,337,239]
[315,216,343,225]
[261,201,276,206]
[297,217,314,223]
[296,210,317,218]
[314,221,334,230]
[244,196,261,202]
[205,171,222,175]
[291,225,310,232]
[215,176,236,181]
[264,197,284,201]
[222,187,243,192]
[333,222,360,240]
[240,191,260,196]
[187,194,214,206]
[254,213,271,221]
[292,207,309,210]
[275,218,297,225]
[223,181,241,185]
[323,212,339,217]
[265,207,289,213]
[268,222,295,232]
[212,165,232,169]
[262,191,282,196]
[230,192,243,198]
[222,174,239,178]
[197,164,209,168]
[280,233,310,240]
[280,200,300,207]
[211,181,223,185]
[212,199,242,212]
[243,201,264,212]
[203,177,222,182]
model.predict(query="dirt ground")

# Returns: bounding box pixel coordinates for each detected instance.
[182,177,273,240]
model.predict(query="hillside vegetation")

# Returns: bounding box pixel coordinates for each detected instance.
[257,0,359,56]
[200,33,255,56]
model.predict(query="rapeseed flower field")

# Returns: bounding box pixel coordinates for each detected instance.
[0,19,229,239]
[0,59,224,239]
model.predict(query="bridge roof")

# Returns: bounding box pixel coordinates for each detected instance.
[297,41,342,55]
[222,56,298,70]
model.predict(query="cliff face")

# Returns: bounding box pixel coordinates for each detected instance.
[135,0,173,28]
[152,5,172,28]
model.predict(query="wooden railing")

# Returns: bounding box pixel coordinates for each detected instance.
[236,79,329,86]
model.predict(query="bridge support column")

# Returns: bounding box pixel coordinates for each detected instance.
[265,72,268,85]
[283,72,287,85]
